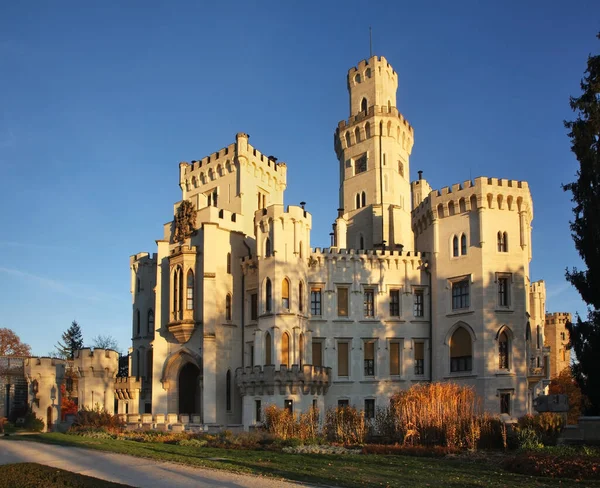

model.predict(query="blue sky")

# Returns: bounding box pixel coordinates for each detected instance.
[0,1,597,356]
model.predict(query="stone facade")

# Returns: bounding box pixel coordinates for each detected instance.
[129,55,550,429]
[544,312,572,378]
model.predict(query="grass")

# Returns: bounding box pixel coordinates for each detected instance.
[0,463,134,488]
[8,433,600,487]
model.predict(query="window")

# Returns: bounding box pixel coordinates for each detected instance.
[390,289,400,317]
[310,288,322,316]
[227,253,231,274]
[345,132,351,147]
[497,231,508,252]
[453,236,459,257]
[361,191,366,207]
[251,293,258,320]
[364,341,375,376]
[265,238,272,257]
[561,332,566,341]
[355,193,360,209]
[364,289,375,317]
[255,400,262,422]
[282,278,290,309]
[173,266,183,319]
[337,287,349,317]
[461,234,467,255]
[265,278,272,313]
[338,342,349,377]
[451,279,470,310]
[361,97,367,113]
[186,270,194,310]
[364,399,375,420]
[225,294,232,321]
[284,399,293,415]
[365,122,371,138]
[356,155,367,174]
[414,342,424,375]
[498,276,510,307]
[500,393,511,414]
[298,282,304,312]
[338,399,349,408]
[312,341,323,367]
[499,331,509,369]
[355,127,361,143]
[226,370,232,411]
[450,327,472,372]
[282,332,290,368]
[414,290,424,317]
[389,342,400,376]
[147,310,154,335]
[265,332,272,365]
[299,333,304,366]
[136,309,141,336]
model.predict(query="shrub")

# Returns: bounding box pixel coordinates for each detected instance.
[324,406,366,445]
[177,438,208,447]
[516,427,543,450]
[23,410,44,432]
[263,405,319,443]
[69,406,124,434]
[516,413,564,446]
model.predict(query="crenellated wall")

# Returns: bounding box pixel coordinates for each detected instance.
[24,357,66,432]
[74,348,119,413]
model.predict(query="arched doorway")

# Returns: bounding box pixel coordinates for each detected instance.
[178,363,200,415]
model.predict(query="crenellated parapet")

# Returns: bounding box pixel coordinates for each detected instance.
[235,364,331,396]
[74,348,119,378]
[307,247,427,267]
[254,204,312,260]
[254,204,312,229]
[114,376,141,401]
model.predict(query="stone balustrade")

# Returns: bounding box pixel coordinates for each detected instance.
[235,364,332,396]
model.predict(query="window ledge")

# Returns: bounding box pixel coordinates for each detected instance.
[333,379,353,384]
[275,312,295,317]
[444,373,477,379]
[384,318,405,323]
[221,322,237,327]
[446,310,474,318]
[309,318,327,322]
[495,309,514,314]
[495,371,516,376]
[359,319,381,323]
[332,319,353,323]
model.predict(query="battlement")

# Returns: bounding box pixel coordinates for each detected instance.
[545,312,572,321]
[74,348,119,377]
[530,280,546,294]
[336,104,413,132]
[307,248,427,269]
[254,204,312,228]
[347,55,397,84]
[129,252,157,267]
[24,356,67,371]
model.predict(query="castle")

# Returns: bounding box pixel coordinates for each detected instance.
[122,54,551,428]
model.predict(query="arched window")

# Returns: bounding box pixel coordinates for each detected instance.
[265,237,272,257]
[459,198,466,213]
[265,278,272,312]
[354,73,361,84]
[186,270,194,310]
[299,282,304,312]
[365,68,371,78]
[355,127,361,143]
[355,193,360,209]
[361,191,366,207]
[226,294,232,320]
[498,232,508,252]
[265,332,272,365]
[136,309,141,336]
[227,253,231,274]
[282,278,290,309]
[173,267,180,317]
[226,370,232,411]
[499,331,509,369]
[449,202,456,216]
[461,234,467,255]
[345,132,351,147]
[365,122,371,138]
[453,236,459,257]
[299,333,304,366]
[450,327,472,372]
[147,310,154,335]
[503,232,508,252]
[282,332,290,368]
[361,98,367,113]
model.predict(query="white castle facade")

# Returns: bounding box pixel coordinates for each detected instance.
[127,55,550,429]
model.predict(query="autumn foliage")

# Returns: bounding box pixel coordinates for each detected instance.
[549,367,587,424]
[0,328,31,356]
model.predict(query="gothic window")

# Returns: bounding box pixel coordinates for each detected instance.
[461,234,467,255]
[453,236,459,257]
[361,97,367,113]
[265,278,272,313]
[186,270,194,310]
[355,127,361,143]
[356,155,367,174]
[298,282,304,312]
[345,132,351,147]
[265,238,272,257]
[499,331,509,369]
[497,231,508,252]
[265,332,272,365]
[136,309,141,336]
[361,191,366,207]
[282,278,290,310]
[282,332,290,368]
[450,327,472,372]
[226,294,232,320]
[250,293,258,320]
[365,122,371,138]
[354,73,361,83]
[356,193,360,209]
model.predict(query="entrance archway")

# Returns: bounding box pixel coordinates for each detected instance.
[178,363,200,415]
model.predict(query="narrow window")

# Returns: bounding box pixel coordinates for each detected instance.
[498,277,509,307]
[453,236,459,257]
[414,290,424,317]
[299,333,304,366]
[284,399,293,415]
[213,189,218,207]
[226,370,232,411]
[337,287,349,317]
[389,342,400,375]
[503,232,508,252]
[255,400,261,422]
[355,193,360,209]
[136,278,140,293]
[298,282,304,312]
[461,234,467,255]
[282,332,290,367]
[136,309,141,336]
[265,278,272,312]
[361,191,366,207]
[226,294,232,320]
[414,342,425,375]
[265,238,272,257]
[361,97,367,113]
[355,127,361,143]
[364,342,375,376]
[173,268,180,316]
[500,393,511,414]
[310,287,322,316]
[359,235,364,249]
[365,122,371,138]
[251,293,258,320]
[498,231,508,252]
[338,342,349,376]
[345,132,351,147]
[178,267,183,316]
[147,310,154,335]
[282,278,290,309]
[499,331,509,369]
[364,289,375,317]
[537,325,541,349]
[227,253,231,274]
[265,332,272,365]
[364,399,375,420]
[450,327,472,372]
[452,279,470,310]
[312,341,323,367]
[390,289,400,317]
[186,270,194,310]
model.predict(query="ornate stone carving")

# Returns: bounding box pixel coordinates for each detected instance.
[173,200,197,242]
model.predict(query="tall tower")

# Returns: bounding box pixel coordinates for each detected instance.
[333,55,414,250]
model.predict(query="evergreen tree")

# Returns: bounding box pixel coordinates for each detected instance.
[563,32,600,415]
[55,321,84,360]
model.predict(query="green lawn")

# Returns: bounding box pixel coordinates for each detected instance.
[9,433,598,488]
[0,462,134,488]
